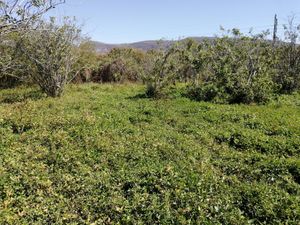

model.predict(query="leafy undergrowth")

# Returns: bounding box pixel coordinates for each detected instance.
[0,84,299,224]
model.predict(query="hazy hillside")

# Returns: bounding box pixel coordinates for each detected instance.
[91,37,212,52]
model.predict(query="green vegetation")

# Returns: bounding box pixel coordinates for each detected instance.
[93,48,149,83]
[2,17,300,103]
[1,2,300,223]
[1,84,299,224]
[144,29,300,104]
[18,18,81,97]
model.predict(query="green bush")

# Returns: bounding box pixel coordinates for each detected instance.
[143,41,194,98]
[275,44,300,94]
[71,41,100,83]
[274,19,300,94]
[194,31,275,104]
[186,82,219,102]
[141,30,278,104]
[0,33,34,88]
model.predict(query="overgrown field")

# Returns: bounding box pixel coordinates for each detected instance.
[0,84,300,224]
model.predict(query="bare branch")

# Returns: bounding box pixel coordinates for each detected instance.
[0,0,65,35]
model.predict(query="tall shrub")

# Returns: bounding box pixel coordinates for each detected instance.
[188,30,276,104]
[19,18,81,97]
[274,18,300,93]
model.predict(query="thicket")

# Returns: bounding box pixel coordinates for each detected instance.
[69,26,300,104]
[145,27,300,104]
[71,41,100,83]
[188,31,276,104]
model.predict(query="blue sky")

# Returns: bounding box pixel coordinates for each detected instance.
[48,0,300,43]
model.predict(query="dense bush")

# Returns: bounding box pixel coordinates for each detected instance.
[150,30,277,103]
[186,82,219,102]
[208,32,275,104]
[274,21,300,93]
[144,28,300,104]
[143,41,191,98]
[275,44,300,93]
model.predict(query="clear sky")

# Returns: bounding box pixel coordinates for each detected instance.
[48,0,300,43]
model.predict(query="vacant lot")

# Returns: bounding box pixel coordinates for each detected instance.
[0,84,299,224]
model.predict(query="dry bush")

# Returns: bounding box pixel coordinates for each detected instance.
[19,18,81,97]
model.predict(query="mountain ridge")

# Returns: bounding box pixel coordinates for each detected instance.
[91,36,213,53]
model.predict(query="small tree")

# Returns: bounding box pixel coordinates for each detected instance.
[0,0,65,36]
[0,0,65,87]
[19,18,81,97]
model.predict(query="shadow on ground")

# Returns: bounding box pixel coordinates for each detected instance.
[126,93,151,100]
[0,89,45,104]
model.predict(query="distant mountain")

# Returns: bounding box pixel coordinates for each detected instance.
[91,37,213,53]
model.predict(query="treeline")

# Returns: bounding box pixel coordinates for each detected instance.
[1,2,299,103]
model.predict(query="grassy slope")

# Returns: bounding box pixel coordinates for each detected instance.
[0,83,299,224]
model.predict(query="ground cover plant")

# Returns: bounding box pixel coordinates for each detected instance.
[0,83,299,224]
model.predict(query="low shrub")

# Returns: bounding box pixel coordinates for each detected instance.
[186,82,220,102]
